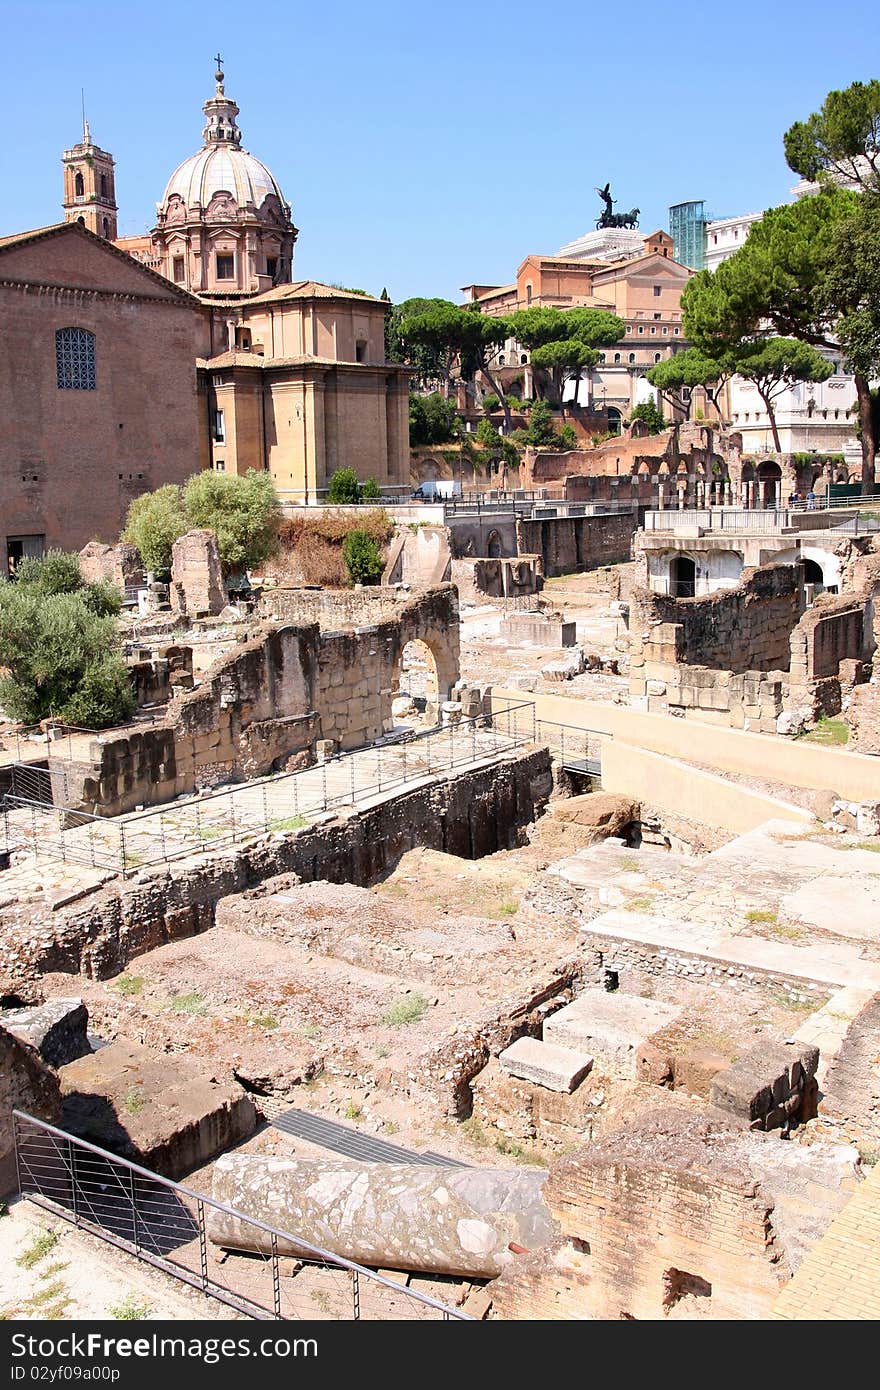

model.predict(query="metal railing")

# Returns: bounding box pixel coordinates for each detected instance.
[1,703,534,876]
[5,722,101,763]
[493,700,610,776]
[13,1111,470,1322]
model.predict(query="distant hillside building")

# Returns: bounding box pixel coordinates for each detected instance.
[668,193,860,463]
[461,232,693,426]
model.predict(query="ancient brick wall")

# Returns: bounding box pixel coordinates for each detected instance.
[516,513,636,578]
[62,587,460,814]
[0,228,209,554]
[491,1110,790,1320]
[0,749,552,988]
[258,586,402,628]
[631,564,801,675]
[0,1028,62,1196]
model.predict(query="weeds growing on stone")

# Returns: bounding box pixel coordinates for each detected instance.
[343,1100,363,1121]
[382,994,428,1027]
[497,900,519,917]
[16,1229,59,1270]
[108,1295,153,1320]
[746,909,778,925]
[268,815,308,833]
[797,716,849,746]
[123,1088,146,1115]
[170,991,206,1015]
[624,896,654,913]
[111,975,144,996]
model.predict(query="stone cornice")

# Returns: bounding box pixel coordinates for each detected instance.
[0,277,206,310]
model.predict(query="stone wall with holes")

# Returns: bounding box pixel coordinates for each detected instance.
[516,512,637,578]
[59,587,461,815]
[0,748,552,989]
[490,1107,794,1320]
[257,586,403,628]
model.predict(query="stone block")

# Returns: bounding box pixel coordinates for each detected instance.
[543,991,681,1079]
[499,1036,593,1094]
[709,1041,819,1130]
[0,998,90,1069]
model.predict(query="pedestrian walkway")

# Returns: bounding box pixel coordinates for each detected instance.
[1,718,524,891]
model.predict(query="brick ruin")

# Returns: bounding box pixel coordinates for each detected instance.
[57,585,461,816]
[490,1105,858,1320]
[628,560,878,735]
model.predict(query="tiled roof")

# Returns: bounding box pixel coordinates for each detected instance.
[244,281,384,306]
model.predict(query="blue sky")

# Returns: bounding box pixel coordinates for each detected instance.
[0,0,875,300]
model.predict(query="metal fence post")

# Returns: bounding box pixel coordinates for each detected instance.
[70,1138,79,1225]
[271,1231,281,1319]
[352,1269,361,1321]
[230,792,237,843]
[377,744,382,791]
[262,782,269,834]
[350,754,356,805]
[119,821,127,875]
[322,758,328,809]
[197,1199,209,1291]
[129,1170,140,1254]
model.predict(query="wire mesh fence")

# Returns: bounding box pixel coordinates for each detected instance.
[1,704,534,876]
[13,1112,470,1322]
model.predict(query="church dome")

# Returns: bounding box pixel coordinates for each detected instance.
[158,60,290,218]
[161,145,286,213]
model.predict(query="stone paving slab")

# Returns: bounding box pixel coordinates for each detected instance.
[543,989,680,1077]
[499,1036,594,1093]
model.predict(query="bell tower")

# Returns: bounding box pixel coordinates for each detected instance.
[62,113,118,239]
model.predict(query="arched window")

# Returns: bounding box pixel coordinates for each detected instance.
[628,353,635,364]
[102,217,109,237]
[654,352,661,363]
[613,353,621,363]
[74,171,84,197]
[526,284,533,305]
[520,354,528,365]
[56,327,96,390]
[100,173,108,199]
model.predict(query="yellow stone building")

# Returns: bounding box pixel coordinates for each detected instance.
[115,61,410,500]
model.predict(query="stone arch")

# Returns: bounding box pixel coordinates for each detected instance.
[388,586,460,727]
[773,544,841,594]
[756,458,782,508]
[669,553,697,597]
[487,529,503,559]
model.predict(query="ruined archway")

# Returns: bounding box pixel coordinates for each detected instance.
[757,460,781,508]
[387,586,460,731]
[393,638,441,725]
[487,530,503,559]
[669,554,696,598]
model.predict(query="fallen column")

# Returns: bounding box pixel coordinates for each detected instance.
[208,1154,557,1278]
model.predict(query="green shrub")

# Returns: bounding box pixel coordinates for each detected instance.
[409,392,460,445]
[183,469,280,573]
[382,994,429,1027]
[0,572,134,729]
[343,530,383,586]
[59,654,136,728]
[629,400,666,434]
[557,423,578,450]
[360,476,381,501]
[122,485,188,572]
[327,467,363,503]
[481,393,500,414]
